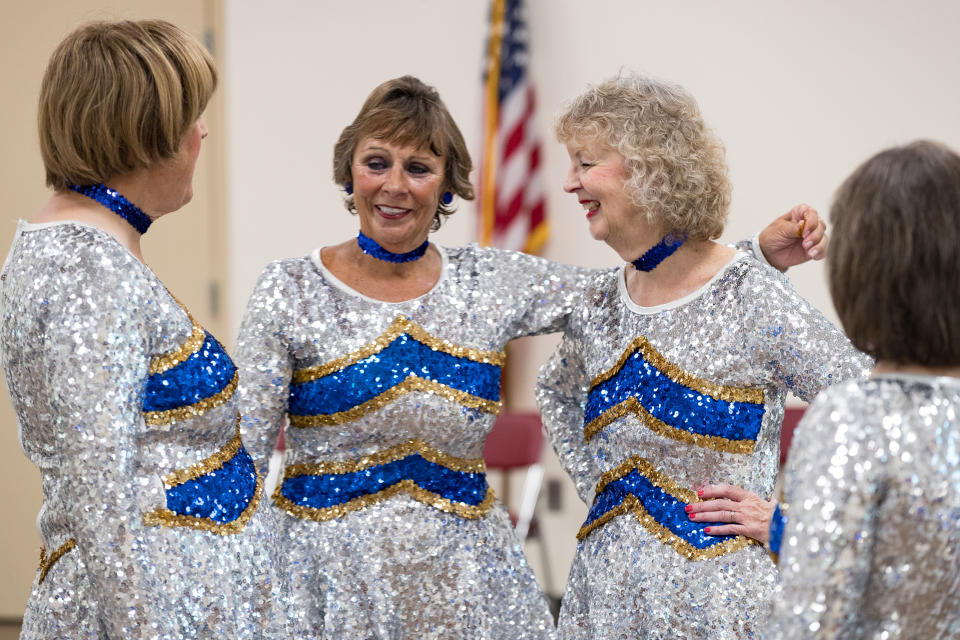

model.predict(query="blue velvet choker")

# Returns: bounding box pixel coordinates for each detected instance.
[357,230,429,263]
[68,183,152,234]
[631,232,687,272]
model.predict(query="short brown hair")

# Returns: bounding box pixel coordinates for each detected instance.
[333,76,474,230]
[39,19,217,189]
[829,140,960,366]
[556,73,731,240]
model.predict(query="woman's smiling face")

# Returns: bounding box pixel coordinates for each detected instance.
[563,137,641,249]
[351,136,445,252]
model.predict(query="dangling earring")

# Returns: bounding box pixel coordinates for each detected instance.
[441,192,453,205]
[344,182,353,195]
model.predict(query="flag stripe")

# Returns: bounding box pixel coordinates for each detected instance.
[479,0,548,254]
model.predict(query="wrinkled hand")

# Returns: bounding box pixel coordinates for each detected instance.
[686,483,776,544]
[757,203,828,271]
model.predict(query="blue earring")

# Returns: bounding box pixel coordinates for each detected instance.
[441,191,453,205]
[344,182,353,195]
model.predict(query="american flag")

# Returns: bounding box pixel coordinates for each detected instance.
[479,0,548,253]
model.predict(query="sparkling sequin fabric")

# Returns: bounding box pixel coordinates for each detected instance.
[537,253,872,640]
[768,374,960,639]
[0,221,295,639]
[236,244,587,639]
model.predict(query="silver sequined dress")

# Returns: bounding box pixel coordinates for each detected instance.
[0,221,294,639]
[536,252,871,640]
[767,374,960,639]
[236,244,586,639]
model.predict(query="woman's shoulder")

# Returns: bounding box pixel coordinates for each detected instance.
[5,221,151,294]
[734,251,812,298]
[15,220,140,264]
[252,253,318,288]
[798,377,911,440]
[717,251,784,286]
[446,243,609,287]
[716,252,818,318]
[443,243,537,270]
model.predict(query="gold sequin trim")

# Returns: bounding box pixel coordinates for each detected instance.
[291,315,505,384]
[577,495,759,560]
[274,479,495,522]
[143,419,264,535]
[283,438,487,475]
[576,456,760,561]
[287,376,501,427]
[149,315,206,375]
[143,370,238,426]
[143,474,263,536]
[162,417,242,487]
[274,439,494,521]
[588,335,765,404]
[594,455,698,502]
[583,396,757,453]
[38,538,76,584]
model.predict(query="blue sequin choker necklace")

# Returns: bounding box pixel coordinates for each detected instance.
[357,230,429,263]
[631,232,688,272]
[68,183,152,234]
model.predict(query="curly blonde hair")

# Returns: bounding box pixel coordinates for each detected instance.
[555,74,731,240]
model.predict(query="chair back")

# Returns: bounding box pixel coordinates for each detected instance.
[483,412,544,470]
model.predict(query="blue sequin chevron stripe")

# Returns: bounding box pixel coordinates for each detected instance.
[273,439,495,520]
[143,426,263,535]
[143,331,238,425]
[584,335,765,453]
[578,456,758,560]
[288,322,503,427]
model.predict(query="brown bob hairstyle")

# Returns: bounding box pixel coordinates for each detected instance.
[333,76,474,230]
[39,19,217,190]
[829,140,960,366]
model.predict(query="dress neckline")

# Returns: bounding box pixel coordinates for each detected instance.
[617,251,746,315]
[310,243,449,305]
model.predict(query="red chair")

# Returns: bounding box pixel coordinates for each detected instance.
[483,411,546,541]
[483,411,556,597]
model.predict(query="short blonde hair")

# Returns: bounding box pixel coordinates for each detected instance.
[39,20,217,189]
[556,74,731,240]
[333,76,474,230]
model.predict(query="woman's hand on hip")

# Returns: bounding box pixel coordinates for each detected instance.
[686,483,776,544]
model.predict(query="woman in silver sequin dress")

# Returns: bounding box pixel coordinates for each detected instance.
[0,21,295,638]
[234,76,820,639]
[536,74,872,639]
[767,141,960,639]
[236,76,574,639]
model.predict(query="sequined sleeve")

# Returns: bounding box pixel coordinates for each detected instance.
[746,264,872,399]
[235,261,298,474]
[732,234,770,268]
[536,311,598,503]
[767,387,880,638]
[478,248,593,340]
[34,246,175,636]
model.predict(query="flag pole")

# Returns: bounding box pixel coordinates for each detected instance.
[480,0,506,246]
